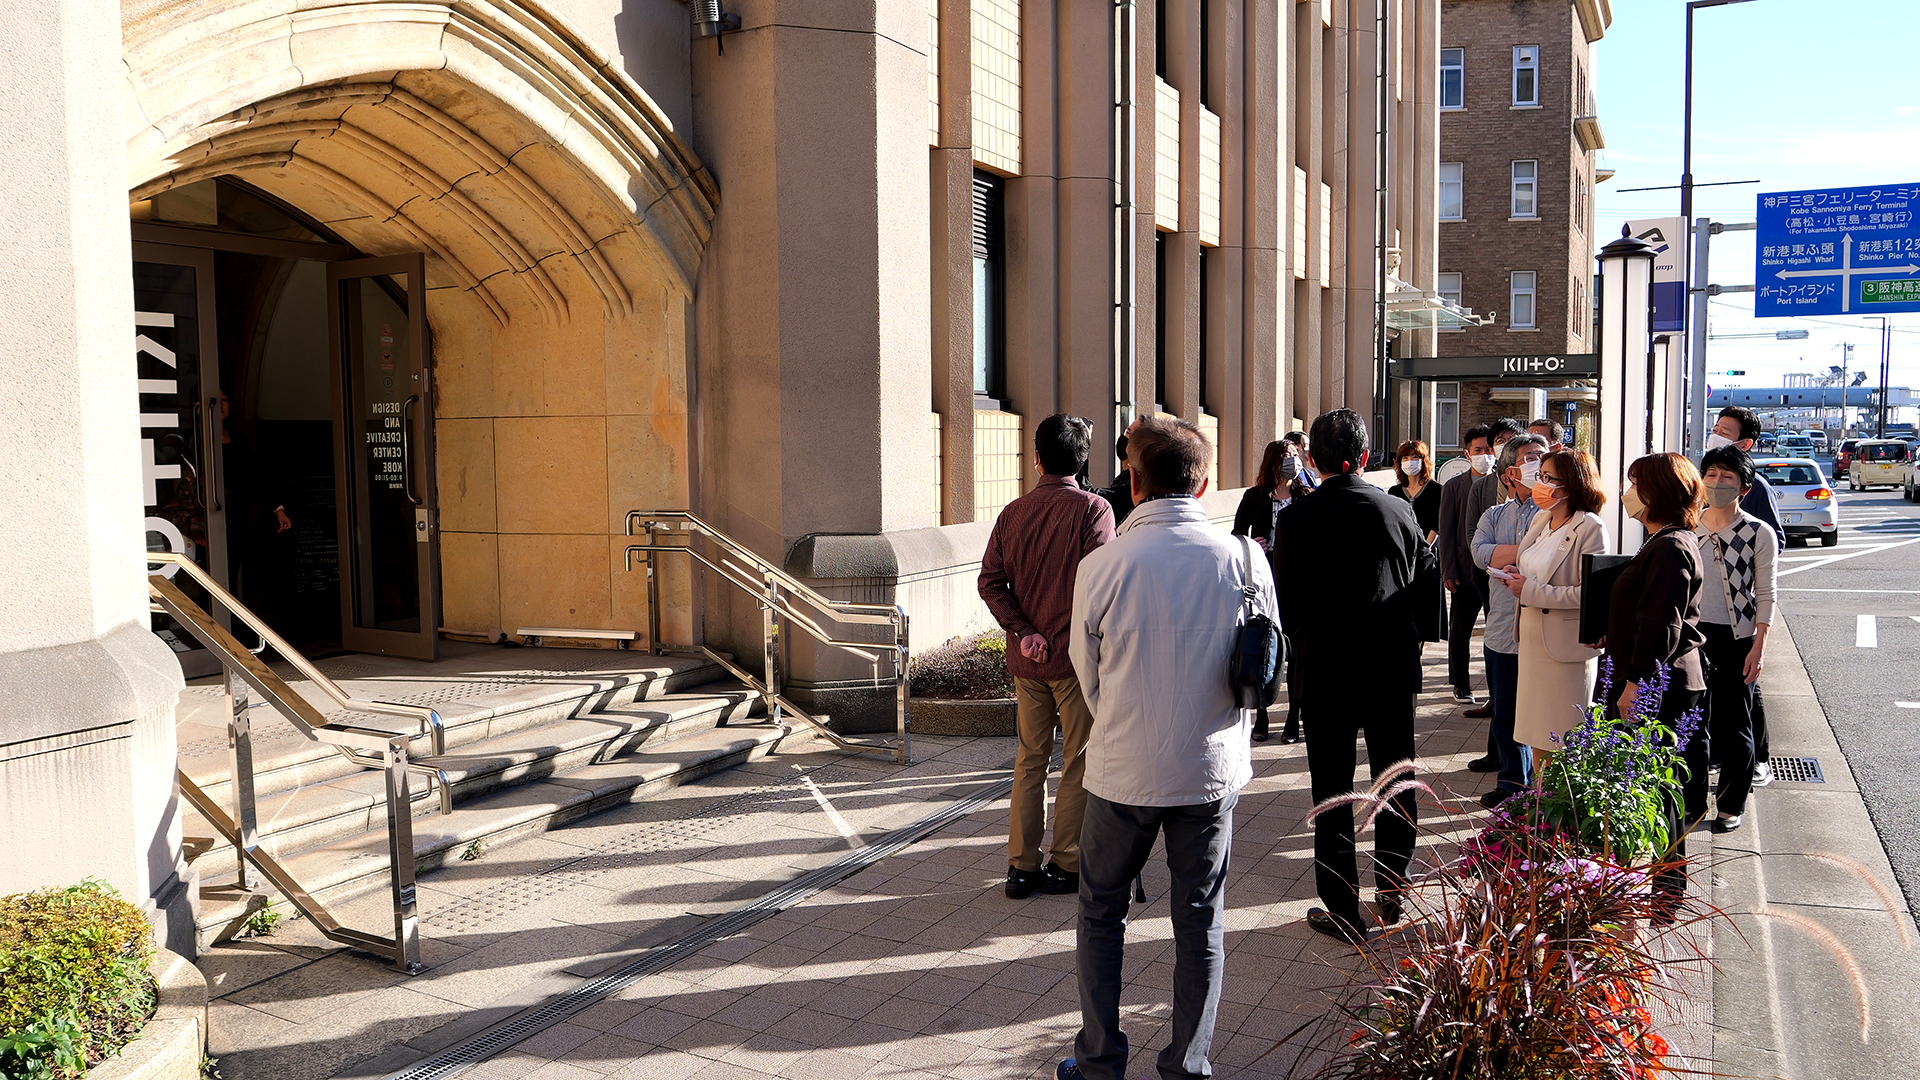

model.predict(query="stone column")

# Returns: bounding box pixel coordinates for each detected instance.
[0,0,192,951]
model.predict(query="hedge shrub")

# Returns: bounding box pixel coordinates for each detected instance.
[0,881,155,1080]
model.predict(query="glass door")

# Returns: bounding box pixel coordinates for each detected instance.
[133,244,227,677]
[327,255,440,659]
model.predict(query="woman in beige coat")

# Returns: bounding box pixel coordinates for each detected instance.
[1502,449,1610,774]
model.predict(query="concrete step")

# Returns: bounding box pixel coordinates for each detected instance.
[189,717,818,949]
[177,650,728,806]
[182,688,761,862]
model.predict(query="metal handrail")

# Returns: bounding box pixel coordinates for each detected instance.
[148,560,439,973]
[623,510,910,764]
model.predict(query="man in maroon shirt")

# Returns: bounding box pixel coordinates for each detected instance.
[978,414,1117,898]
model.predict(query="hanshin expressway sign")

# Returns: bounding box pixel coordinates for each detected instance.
[1755,182,1920,316]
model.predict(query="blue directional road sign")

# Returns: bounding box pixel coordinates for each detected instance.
[1755,183,1920,316]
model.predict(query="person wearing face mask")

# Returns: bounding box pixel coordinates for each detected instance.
[1437,424,1496,707]
[1232,441,1311,743]
[1605,453,1709,915]
[1704,406,1784,791]
[1692,446,1777,833]
[1503,449,1610,778]
[1453,418,1529,760]
[1388,440,1443,544]
[1469,434,1548,806]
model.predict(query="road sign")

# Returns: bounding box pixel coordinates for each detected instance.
[1755,183,1920,316]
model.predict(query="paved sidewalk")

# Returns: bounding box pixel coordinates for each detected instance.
[1710,617,1920,1077]
[196,640,1738,1080]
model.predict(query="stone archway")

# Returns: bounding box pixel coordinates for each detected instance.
[122,0,717,643]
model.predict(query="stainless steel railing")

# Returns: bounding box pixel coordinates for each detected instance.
[149,552,447,973]
[623,510,910,765]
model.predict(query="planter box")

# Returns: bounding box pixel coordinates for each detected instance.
[912,698,1017,737]
[91,949,206,1080]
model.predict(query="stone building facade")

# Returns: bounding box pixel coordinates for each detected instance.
[1,0,1441,937]
[1397,0,1610,457]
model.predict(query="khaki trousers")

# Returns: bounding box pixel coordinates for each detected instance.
[1010,676,1094,873]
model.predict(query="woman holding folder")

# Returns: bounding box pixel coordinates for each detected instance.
[1502,448,1609,780]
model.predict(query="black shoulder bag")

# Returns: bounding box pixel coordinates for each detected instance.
[1229,536,1285,709]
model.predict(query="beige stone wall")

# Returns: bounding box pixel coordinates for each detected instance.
[970,0,1020,175]
[1199,107,1222,248]
[1154,77,1182,231]
[972,410,1024,519]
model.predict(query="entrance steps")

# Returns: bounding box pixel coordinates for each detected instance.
[177,642,814,950]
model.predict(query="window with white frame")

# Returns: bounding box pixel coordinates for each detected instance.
[1438,272,1463,331]
[1439,162,1463,221]
[1441,48,1464,109]
[1572,278,1585,340]
[1511,160,1537,218]
[1436,382,1461,448]
[1510,271,1537,329]
[1512,46,1539,106]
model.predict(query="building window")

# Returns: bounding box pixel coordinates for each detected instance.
[1573,278,1586,340]
[1154,232,1169,410]
[1198,247,1211,410]
[1437,272,1463,331]
[1511,160,1537,218]
[1440,48,1464,109]
[972,172,1005,400]
[1156,0,1169,77]
[1439,162,1463,221]
[1512,46,1539,106]
[1510,271,1537,330]
[1436,382,1461,448]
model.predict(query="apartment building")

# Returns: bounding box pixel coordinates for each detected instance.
[1394,0,1611,454]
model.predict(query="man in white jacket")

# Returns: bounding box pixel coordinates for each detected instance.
[1058,417,1276,1080]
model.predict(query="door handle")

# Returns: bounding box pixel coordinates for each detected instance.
[198,398,222,511]
[401,395,423,507]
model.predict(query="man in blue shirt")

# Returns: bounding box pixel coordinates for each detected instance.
[1470,434,1548,806]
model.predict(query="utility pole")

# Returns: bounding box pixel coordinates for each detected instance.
[1842,341,1852,434]
[1687,219,1756,454]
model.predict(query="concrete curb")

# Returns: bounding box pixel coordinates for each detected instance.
[90,948,206,1080]
[1711,617,1920,1077]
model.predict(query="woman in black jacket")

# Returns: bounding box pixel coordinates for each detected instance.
[1606,451,1708,912]
[1233,441,1310,743]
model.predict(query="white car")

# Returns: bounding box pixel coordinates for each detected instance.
[1776,434,1816,460]
[1808,430,1830,452]
[1756,458,1839,547]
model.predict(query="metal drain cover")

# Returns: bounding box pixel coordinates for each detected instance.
[1772,756,1825,783]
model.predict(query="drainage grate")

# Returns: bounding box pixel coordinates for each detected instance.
[381,772,1015,1080]
[1771,756,1825,783]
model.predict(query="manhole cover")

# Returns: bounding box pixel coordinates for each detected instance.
[1772,756,1825,783]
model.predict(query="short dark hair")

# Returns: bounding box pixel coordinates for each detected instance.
[1308,408,1369,475]
[1127,416,1212,495]
[1529,418,1566,444]
[1718,406,1761,442]
[1487,418,1527,445]
[1462,423,1493,452]
[1282,430,1309,450]
[1700,445,1755,490]
[1035,414,1093,475]
[1541,448,1605,514]
[1629,452,1702,531]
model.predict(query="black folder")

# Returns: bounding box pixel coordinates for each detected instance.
[1579,553,1633,645]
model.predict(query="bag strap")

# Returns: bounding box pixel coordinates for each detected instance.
[1236,535,1261,622]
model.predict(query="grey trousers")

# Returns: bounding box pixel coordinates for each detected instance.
[1073,791,1236,1080]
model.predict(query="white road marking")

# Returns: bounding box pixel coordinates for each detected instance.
[800,774,866,849]
[1898,702,1920,709]
[1780,588,1920,593]
[1858,615,1879,648]
[1778,534,1920,577]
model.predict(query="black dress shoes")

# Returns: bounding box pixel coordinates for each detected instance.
[1467,755,1501,773]
[1006,865,1042,899]
[1307,907,1371,947]
[1040,863,1079,894]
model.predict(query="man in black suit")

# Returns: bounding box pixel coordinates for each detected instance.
[1275,409,1435,946]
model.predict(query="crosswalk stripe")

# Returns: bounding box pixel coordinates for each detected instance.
[1858,615,1879,648]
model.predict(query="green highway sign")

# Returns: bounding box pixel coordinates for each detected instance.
[1862,279,1920,304]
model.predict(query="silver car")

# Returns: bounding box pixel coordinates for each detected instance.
[1776,434,1815,460]
[1756,457,1839,547]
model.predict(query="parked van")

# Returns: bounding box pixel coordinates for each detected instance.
[1778,434,1815,460]
[1849,439,1910,490]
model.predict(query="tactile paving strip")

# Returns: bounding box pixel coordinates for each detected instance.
[422,765,866,933]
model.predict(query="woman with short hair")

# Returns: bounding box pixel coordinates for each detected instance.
[1388,439,1442,545]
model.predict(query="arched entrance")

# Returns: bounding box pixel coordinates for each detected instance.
[123,0,716,664]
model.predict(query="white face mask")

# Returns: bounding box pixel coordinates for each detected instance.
[1520,459,1541,487]
[1704,432,1737,453]
[1401,459,1424,477]
[1470,453,1495,475]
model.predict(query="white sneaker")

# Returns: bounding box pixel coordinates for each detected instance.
[1752,762,1774,787]
[1452,690,1480,704]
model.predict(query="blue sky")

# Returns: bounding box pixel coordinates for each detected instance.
[1594,0,1920,402]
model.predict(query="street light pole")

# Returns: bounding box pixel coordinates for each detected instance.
[1865,316,1891,437]
[1681,0,1757,455]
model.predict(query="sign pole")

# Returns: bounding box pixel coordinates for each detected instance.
[1689,218,1712,456]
